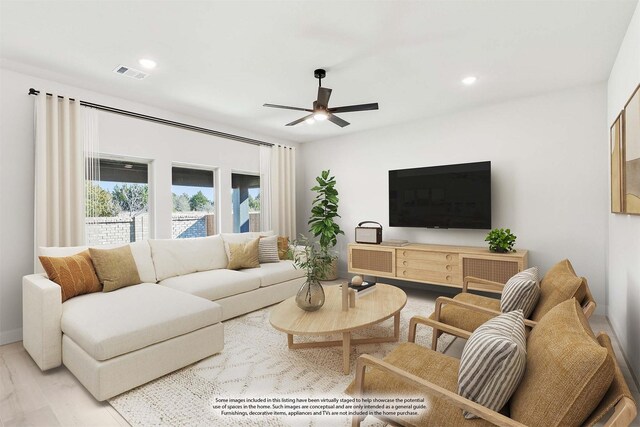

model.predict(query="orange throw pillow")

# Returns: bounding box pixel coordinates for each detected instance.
[39,250,102,302]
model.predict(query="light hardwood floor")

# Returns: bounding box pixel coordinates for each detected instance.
[1,285,638,426]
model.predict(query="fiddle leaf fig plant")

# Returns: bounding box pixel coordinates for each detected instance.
[308,169,344,259]
[485,228,517,253]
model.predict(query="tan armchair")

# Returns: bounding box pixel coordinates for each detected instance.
[425,259,597,350]
[348,299,637,427]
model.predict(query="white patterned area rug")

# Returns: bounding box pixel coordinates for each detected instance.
[109,295,455,427]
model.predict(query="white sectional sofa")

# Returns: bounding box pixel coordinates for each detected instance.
[22,232,305,401]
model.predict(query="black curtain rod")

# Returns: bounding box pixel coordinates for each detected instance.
[28,88,274,147]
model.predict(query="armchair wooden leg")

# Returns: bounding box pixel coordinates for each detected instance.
[431,300,443,351]
[408,317,418,343]
[432,328,440,351]
[352,357,367,427]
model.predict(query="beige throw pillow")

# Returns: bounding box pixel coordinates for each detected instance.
[39,250,102,302]
[227,238,260,270]
[259,235,280,263]
[89,245,142,292]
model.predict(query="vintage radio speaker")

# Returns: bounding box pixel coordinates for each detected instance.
[355,221,383,244]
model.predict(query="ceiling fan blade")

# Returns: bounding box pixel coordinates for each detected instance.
[328,103,379,113]
[327,113,350,128]
[264,103,313,112]
[285,114,315,127]
[317,87,332,107]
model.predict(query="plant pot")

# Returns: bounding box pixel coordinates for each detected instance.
[295,280,325,311]
[490,247,511,253]
[319,258,339,281]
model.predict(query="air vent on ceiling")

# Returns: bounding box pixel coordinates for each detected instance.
[112,65,149,80]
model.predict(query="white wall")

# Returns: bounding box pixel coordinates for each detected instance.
[298,83,608,313]
[607,2,640,380]
[0,66,295,344]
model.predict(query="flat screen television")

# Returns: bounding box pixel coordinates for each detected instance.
[389,161,491,229]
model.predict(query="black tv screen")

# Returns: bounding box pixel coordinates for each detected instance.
[389,161,491,229]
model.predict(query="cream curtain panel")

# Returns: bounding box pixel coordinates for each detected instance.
[34,93,85,259]
[259,145,272,232]
[270,145,296,239]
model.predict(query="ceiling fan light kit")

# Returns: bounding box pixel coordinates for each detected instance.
[264,68,379,128]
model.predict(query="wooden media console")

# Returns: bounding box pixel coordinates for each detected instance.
[348,243,528,291]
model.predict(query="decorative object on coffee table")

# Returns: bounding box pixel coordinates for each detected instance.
[351,275,363,286]
[485,228,517,253]
[308,169,344,280]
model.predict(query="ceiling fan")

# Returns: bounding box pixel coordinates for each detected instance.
[264,69,379,128]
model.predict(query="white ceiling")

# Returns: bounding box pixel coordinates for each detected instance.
[1,0,637,143]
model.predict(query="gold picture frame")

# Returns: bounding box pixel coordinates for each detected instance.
[623,84,640,215]
[611,112,623,213]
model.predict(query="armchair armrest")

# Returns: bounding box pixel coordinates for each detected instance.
[463,276,505,294]
[22,274,62,370]
[435,296,538,329]
[408,315,471,343]
[352,354,526,427]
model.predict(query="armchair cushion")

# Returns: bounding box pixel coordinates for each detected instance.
[530,259,585,321]
[500,267,540,317]
[458,310,526,419]
[509,299,614,426]
[429,293,500,332]
[345,342,494,427]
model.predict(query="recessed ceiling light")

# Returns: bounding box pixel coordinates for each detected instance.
[124,164,133,169]
[305,117,315,124]
[462,76,477,85]
[138,58,157,70]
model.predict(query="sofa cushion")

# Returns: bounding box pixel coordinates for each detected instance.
[259,235,280,263]
[240,261,305,287]
[530,259,585,321]
[89,245,141,292]
[61,284,222,361]
[226,238,260,270]
[345,342,494,427]
[149,236,227,281]
[509,299,614,426]
[458,310,526,419]
[39,241,157,284]
[429,292,500,332]
[277,236,290,260]
[39,251,102,302]
[221,231,275,245]
[500,267,540,318]
[159,269,261,300]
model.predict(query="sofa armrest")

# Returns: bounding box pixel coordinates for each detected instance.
[22,274,62,370]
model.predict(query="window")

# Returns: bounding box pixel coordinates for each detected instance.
[85,159,149,245]
[231,173,260,232]
[172,166,215,238]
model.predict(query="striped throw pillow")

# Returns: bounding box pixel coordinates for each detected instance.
[500,267,540,318]
[259,235,280,263]
[458,310,527,419]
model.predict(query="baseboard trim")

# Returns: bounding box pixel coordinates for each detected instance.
[606,316,640,391]
[0,328,23,345]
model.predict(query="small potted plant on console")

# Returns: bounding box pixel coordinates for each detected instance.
[485,228,517,253]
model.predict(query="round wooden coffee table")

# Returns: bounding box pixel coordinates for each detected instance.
[269,283,407,374]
